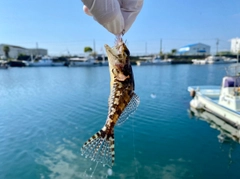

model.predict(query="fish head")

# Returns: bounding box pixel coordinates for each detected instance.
[105,40,130,69]
[105,38,134,89]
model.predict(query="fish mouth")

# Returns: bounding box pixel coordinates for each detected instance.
[105,44,118,56]
[105,44,121,67]
[105,37,129,69]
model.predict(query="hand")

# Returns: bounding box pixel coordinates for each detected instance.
[82,0,143,35]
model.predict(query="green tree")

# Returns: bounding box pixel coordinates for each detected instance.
[84,46,93,53]
[217,51,232,56]
[3,45,10,59]
[171,49,177,54]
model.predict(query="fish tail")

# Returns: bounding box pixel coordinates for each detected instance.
[81,126,115,167]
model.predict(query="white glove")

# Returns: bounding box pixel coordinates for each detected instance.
[82,0,143,35]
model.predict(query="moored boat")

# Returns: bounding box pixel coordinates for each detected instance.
[187,64,240,127]
[192,59,207,64]
[192,56,237,65]
[206,56,237,64]
[68,56,96,67]
[28,56,53,67]
[0,60,9,69]
[136,56,171,66]
[7,60,28,67]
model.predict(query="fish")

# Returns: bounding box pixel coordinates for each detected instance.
[81,37,140,167]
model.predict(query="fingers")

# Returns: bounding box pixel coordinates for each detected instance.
[82,0,124,35]
[118,0,143,33]
[83,5,92,16]
[81,0,143,35]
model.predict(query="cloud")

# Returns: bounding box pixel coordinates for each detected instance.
[142,158,193,179]
[35,139,109,179]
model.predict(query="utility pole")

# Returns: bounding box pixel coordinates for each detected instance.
[160,39,162,55]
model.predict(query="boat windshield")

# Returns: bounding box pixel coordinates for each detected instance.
[224,76,240,87]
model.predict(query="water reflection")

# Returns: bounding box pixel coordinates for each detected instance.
[188,107,240,143]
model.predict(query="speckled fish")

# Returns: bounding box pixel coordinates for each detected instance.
[81,37,140,167]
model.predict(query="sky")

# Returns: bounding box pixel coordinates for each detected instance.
[1,0,240,56]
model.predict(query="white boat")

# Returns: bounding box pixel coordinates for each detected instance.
[189,107,240,143]
[28,56,53,67]
[68,57,96,67]
[188,64,240,127]
[192,59,207,65]
[205,56,237,64]
[0,60,9,69]
[192,56,237,65]
[136,56,171,66]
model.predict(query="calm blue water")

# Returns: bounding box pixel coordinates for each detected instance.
[1,64,240,179]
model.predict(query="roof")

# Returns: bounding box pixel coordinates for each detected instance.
[178,43,210,52]
[180,43,210,48]
[0,44,27,50]
[29,48,47,51]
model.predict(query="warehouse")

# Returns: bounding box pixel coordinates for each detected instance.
[0,44,47,58]
[177,43,210,55]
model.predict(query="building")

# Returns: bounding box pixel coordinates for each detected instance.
[230,38,240,54]
[177,43,210,55]
[0,44,47,58]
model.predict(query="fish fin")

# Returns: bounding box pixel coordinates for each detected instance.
[116,93,140,126]
[81,127,115,167]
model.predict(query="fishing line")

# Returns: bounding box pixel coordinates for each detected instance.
[131,116,139,179]
[90,162,99,178]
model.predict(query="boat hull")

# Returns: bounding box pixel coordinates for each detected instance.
[188,86,240,128]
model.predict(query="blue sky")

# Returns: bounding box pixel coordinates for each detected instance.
[1,0,240,56]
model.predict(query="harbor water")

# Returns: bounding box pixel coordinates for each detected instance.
[1,64,240,179]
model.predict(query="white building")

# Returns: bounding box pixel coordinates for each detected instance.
[230,38,240,54]
[0,44,47,58]
[177,43,210,55]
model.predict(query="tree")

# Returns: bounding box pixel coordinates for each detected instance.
[217,51,233,56]
[84,46,92,53]
[3,45,10,59]
[171,49,177,54]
